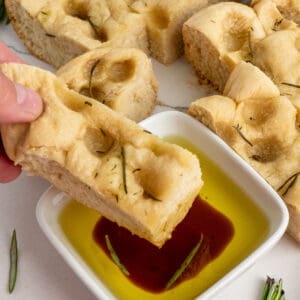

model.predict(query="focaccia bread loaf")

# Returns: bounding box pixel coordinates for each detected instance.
[189,62,300,242]
[6,0,209,67]
[0,63,202,248]
[57,47,158,122]
[183,2,266,91]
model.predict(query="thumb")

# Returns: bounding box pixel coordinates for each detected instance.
[0,72,43,123]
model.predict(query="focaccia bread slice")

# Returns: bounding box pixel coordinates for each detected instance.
[252,0,300,25]
[252,0,298,34]
[251,27,300,107]
[0,63,202,248]
[6,0,148,68]
[183,2,266,91]
[131,0,208,64]
[57,47,158,122]
[189,62,300,242]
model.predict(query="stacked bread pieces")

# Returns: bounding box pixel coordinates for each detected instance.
[184,1,300,242]
[5,0,209,67]
[0,63,202,248]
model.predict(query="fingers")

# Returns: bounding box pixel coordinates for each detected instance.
[0,41,24,64]
[0,140,21,183]
[0,72,43,123]
[0,40,42,181]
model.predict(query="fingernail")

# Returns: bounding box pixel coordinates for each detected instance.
[15,83,43,119]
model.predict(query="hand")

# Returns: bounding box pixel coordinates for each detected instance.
[0,41,43,183]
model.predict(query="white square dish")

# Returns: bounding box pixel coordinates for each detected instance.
[36,111,289,300]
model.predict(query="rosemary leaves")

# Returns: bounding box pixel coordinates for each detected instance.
[8,229,18,294]
[272,19,283,32]
[105,235,129,276]
[88,60,100,99]
[248,30,253,60]
[165,234,204,290]
[281,82,300,89]
[143,191,162,202]
[277,172,300,197]
[261,277,285,300]
[121,147,128,194]
[232,124,253,147]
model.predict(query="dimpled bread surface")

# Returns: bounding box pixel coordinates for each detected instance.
[57,47,158,122]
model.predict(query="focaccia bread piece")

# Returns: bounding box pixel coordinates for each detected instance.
[133,0,208,64]
[189,62,300,242]
[6,0,148,68]
[183,2,266,91]
[252,0,300,25]
[251,28,300,103]
[57,47,158,122]
[223,62,280,102]
[252,0,298,34]
[0,63,202,248]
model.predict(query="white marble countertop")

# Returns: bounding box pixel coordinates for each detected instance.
[0,23,299,300]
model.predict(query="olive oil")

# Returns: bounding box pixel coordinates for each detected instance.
[60,136,269,300]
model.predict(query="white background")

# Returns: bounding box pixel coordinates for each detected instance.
[0,22,299,300]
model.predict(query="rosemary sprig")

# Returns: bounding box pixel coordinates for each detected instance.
[144,191,162,202]
[143,129,152,134]
[250,154,263,162]
[232,124,253,147]
[100,128,106,137]
[281,82,300,89]
[8,229,18,294]
[261,277,285,300]
[277,172,300,197]
[105,235,129,276]
[272,19,283,31]
[121,146,128,194]
[165,234,204,290]
[88,60,100,99]
[45,33,56,38]
[248,30,253,60]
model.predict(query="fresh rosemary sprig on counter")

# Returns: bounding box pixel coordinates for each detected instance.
[261,277,285,300]
[105,234,129,276]
[165,234,204,290]
[8,229,18,294]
